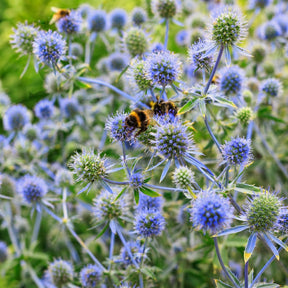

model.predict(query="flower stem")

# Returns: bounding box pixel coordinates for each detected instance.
[122,142,131,177]
[244,261,249,288]
[214,238,240,288]
[31,210,42,244]
[203,45,224,95]
[203,114,222,153]
[108,231,115,271]
[103,178,129,185]
[164,19,169,49]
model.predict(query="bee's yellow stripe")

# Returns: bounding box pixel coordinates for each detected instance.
[130,111,141,128]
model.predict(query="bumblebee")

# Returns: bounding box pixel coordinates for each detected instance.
[125,100,178,137]
[211,74,220,85]
[49,7,70,25]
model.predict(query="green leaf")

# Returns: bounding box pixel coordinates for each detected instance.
[178,98,198,115]
[225,267,241,286]
[141,267,156,280]
[215,96,237,109]
[134,189,139,204]
[74,79,92,89]
[214,279,233,288]
[95,222,109,240]
[234,183,261,194]
[116,64,130,82]
[112,187,127,203]
[256,284,280,288]
[140,186,161,197]
[199,100,206,116]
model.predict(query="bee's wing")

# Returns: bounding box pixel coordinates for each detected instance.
[51,7,60,12]
[49,16,58,25]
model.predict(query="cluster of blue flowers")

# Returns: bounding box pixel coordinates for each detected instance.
[1,0,288,287]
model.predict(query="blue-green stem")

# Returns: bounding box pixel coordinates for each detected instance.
[103,178,129,185]
[108,231,115,271]
[164,19,169,49]
[214,238,241,288]
[122,142,131,177]
[31,210,42,244]
[204,114,222,154]
[203,45,224,95]
[244,261,249,288]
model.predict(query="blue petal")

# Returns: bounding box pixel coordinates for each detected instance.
[262,233,279,260]
[244,232,257,262]
[224,47,231,66]
[160,159,172,182]
[266,232,288,252]
[214,225,249,237]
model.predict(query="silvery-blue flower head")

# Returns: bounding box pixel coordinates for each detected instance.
[87,10,108,33]
[34,99,54,120]
[10,22,38,56]
[135,209,165,238]
[120,241,142,266]
[19,175,48,203]
[219,65,245,96]
[260,78,282,97]
[33,30,66,65]
[56,10,82,35]
[222,137,252,166]
[3,104,30,131]
[144,50,182,87]
[258,21,282,41]
[190,191,234,234]
[176,30,190,46]
[48,259,74,287]
[138,193,163,211]
[249,0,272,9]
[60,97,80,119]
[110,8,127,30]
[131,7,147,26]
[108,52,129,71]
[79,264,102,288]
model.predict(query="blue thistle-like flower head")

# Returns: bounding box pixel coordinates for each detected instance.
[0,241,8,263]
[260,78,282,97]
[33,30,66,66]
[23,123,40,141]
[120,241,143,266]
[110,8,127,30]
[18,175,48,203]
[135,209,165,238]
[190,191,234,234]
[176,30,190,46]
[93,190,127,222]
[56,10,82,35]
[59,98,80,119]
[144,50,182,87]
[151,0,181,19]
[129,173,144,189]
[124,27,148,57]
[34,99,54,120]
[221,137,252,166]
[188,39,214,72]
[105,112,134,142]
[138,193,163,212]
[79,264,102,288]
[153,118,196,159]
[48,259,74,287]
[10,22,38,56]
[107,52,129,71]
[131,7,147,27]
[3,104,30,131]
[249,0,272,9]
[87,10,108,33]
[219,65,245,96]
[278,211,288,235]
[150,42,165,52]
[172,166,195,189]
[258,21,282,41]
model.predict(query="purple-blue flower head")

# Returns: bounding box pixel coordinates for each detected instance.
[249,0,272,9]
[190,191,234,234]
[110,8,127,30]
[48,259,74,287]
[129,173,144,189]
[219,65,245,96]
[131,7,147,27]
[34,99,54,120]
[79,264,102,288]
[144,50,182,87]
[3,104,30,131]
[120,241,142,266]
[135,209,165,238]
[60,97,80,118]
[150,42,165,53]
[151,0,181,19]
[18,175,48,203]
[260,78,282,97]
[56,10,82,35]
[87,10,108,33]
[107,52,129,71]
[138,193,163,212]
[258,21,282,41]
[222,137,252,166]
[33,30,66,65]
[176,30,190,46]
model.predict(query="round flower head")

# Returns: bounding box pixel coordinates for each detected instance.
[187,14,206,29]
[70,42,83,58]
[221,137,252,166]
[172,166,195,189]
[60,97,80,119]
[131,7,147,27]
[105,112,134,142]
[175,30,190,46]
[10,22,38,56]
[188,39,214,72]
[153,119,196,160]
[138,192,163,211]
[93,190,127,222]
[110,8,127,30]
[87,10,108,33]
[150,42,165,52]
[129,173,144,189]
[124,28,148,57]
[236,107,254,126]
[260,78,282,97]
[48,259,73,287]
[3,104,30,131]
[246,192,281,233]
[23,124,40,141]
[120,241,142,266]
[108,52,129,71]
[151,0,180,19]
[144,50,182,87]
[34,99,54,120]
[0,174,16,197]
[127,59,153,91]
[249,0,272,9]
[278,211,288,235]
[68,149,110,187]
[79,264,102,288]
[275,15,288,35]
[56,10,82,35]
[190,191,234,234]
[219,65,245,96]
[19,175,48,203]
[135,209,165,238]
[251,43,266,64]
[258,21,282,41]
[0,242,8,263]
[33,30,66,66]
